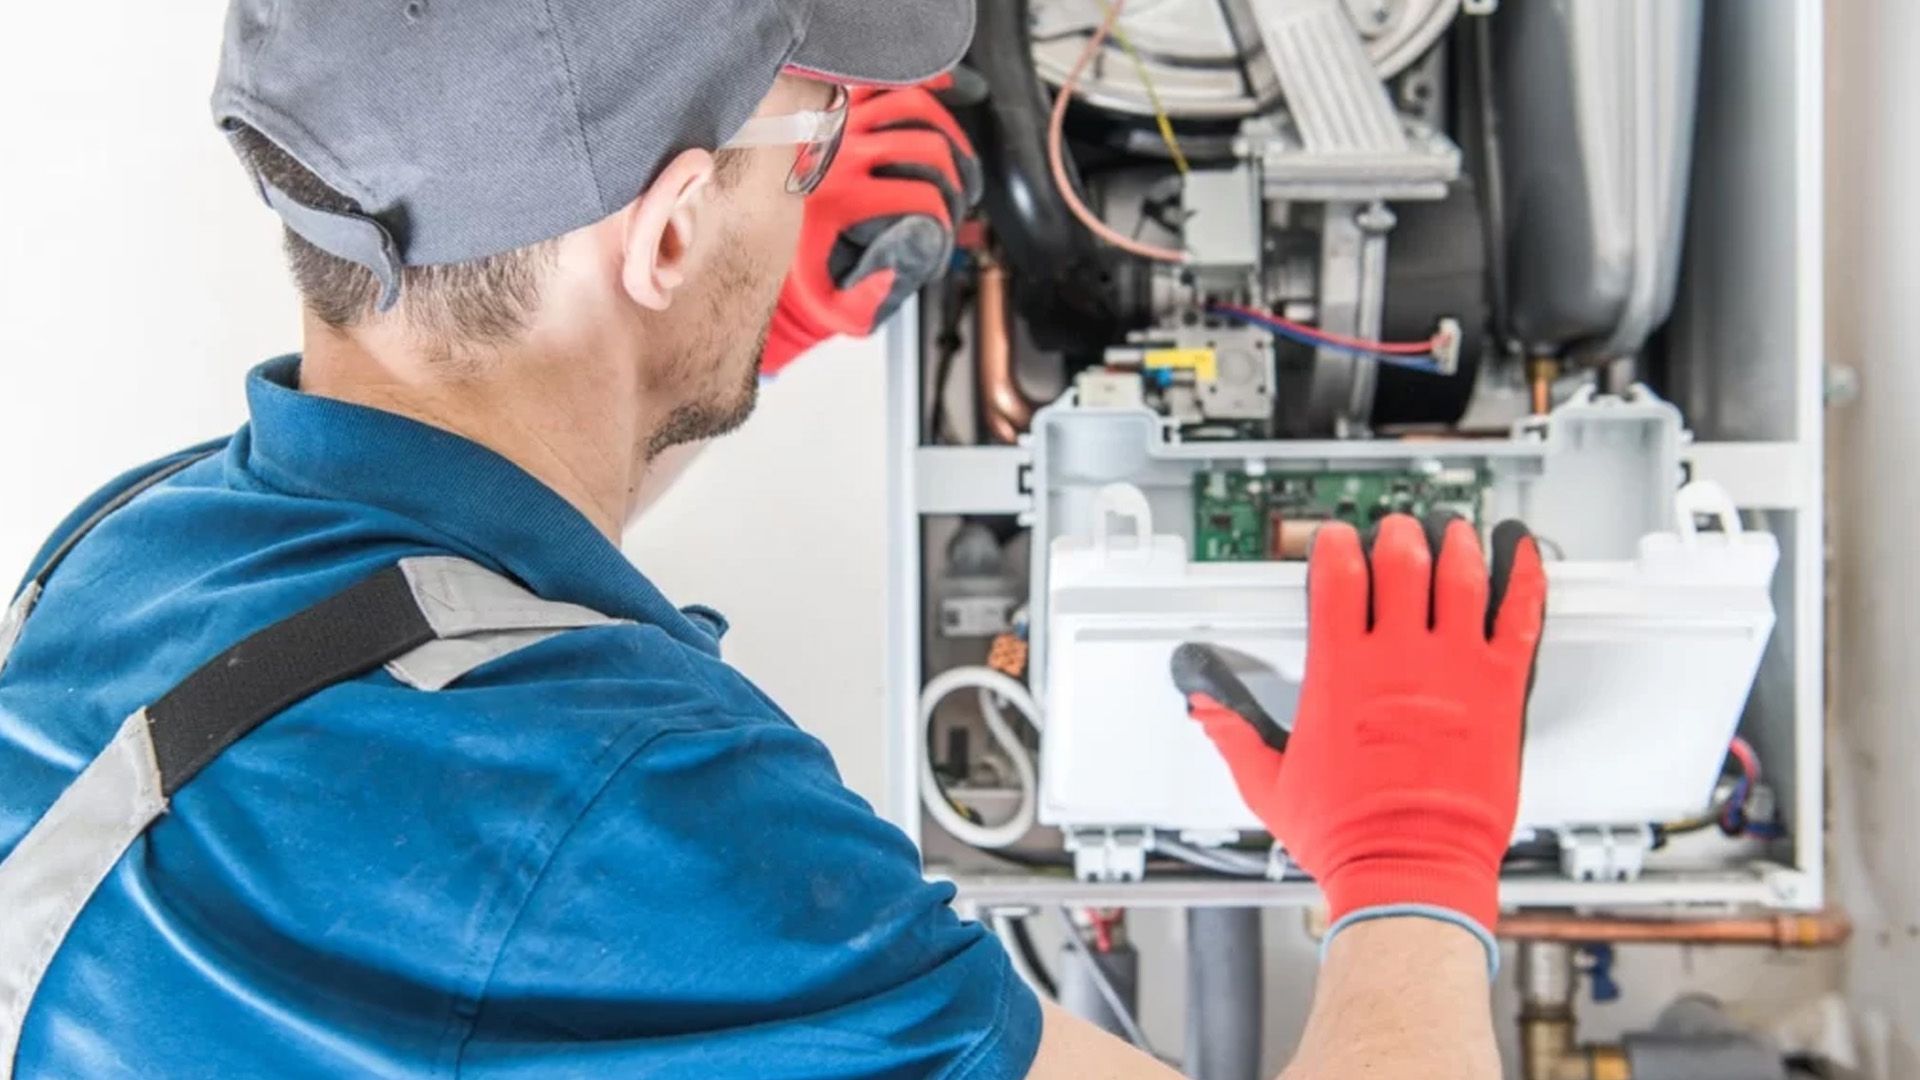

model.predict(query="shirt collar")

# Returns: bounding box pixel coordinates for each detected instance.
[237,356,721,656]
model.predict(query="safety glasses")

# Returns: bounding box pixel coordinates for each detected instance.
[720,84,850,195]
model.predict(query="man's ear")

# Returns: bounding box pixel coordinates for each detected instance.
[618,148,718,312]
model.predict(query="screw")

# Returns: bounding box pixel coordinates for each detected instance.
[1769,875,1801,903]
[1824,363,1860,407]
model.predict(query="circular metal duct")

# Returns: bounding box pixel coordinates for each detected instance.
[1030,0,1459,120]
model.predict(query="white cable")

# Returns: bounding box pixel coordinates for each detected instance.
[1155,836,1268,877]
[918,666,1042,849]
[978,683,1041,733]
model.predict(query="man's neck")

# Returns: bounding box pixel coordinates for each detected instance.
[297,315,648,541]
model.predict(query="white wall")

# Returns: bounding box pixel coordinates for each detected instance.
[623,351,892,802]
[1827,0,1920,1074]
[0,3,290,580]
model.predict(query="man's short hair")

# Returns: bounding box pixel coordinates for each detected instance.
[231,128,756,345]
[228,125,560,344]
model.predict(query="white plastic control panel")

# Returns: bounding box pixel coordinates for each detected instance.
[1041,480,1779,834]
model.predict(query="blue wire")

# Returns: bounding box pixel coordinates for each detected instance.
[1721,776,1751,832]
[1208,306,1443,372]
[1719,774,1786,838]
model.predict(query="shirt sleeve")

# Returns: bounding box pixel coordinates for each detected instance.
[458,717,1042,1080]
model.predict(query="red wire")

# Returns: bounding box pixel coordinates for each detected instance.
[1212,302,1440,355]
[1728,736,1761,784]
[1047,0,1188,263]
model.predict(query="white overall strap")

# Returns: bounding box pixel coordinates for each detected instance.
[0,711,165,1074]
[0,583,38,679]
[386,557,621,691]
[0,556,621,1075]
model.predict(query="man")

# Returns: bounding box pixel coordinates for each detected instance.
[0,1,1544,1077]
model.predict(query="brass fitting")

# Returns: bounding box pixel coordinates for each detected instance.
[1527,355,1561,416]
[1517,943,1631,1080]
[1521,1015,1630,1080]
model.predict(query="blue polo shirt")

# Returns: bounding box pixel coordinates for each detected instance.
[0,358,1040,1078]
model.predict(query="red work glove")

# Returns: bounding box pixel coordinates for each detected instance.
[1171,514,1546,970]
[761,78,983,377]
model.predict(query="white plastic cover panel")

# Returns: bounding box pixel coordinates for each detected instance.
[1040,484,1778,834]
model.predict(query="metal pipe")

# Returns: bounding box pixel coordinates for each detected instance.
[1498,909,1852,948]
[1517,942,1633,1080]
[1504,911,1848,1079]
[1517,941,1573,1080]
[1185,907,1263,1080]
[976,257,1032,443]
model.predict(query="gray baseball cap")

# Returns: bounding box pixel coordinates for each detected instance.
[211,0,975,310]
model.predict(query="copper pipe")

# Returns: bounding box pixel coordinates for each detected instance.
[1527,355,1561,416]
[976,258,1032,443]
[1499,909,1852,948]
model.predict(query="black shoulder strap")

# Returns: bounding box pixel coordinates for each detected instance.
[140,555,619,795]
[0,556,573,1067]
[7,446,612,797]
[144,566,434,795]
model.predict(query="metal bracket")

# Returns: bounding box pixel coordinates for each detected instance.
[915,445,1034,516]
[1280,200,1394,436]
[1066,828,1152,883]
[1558,824,1656,883]
[1243,0,1461,201]
[1252,0,1408,158]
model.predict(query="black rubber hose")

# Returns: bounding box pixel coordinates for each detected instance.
[1460,14,1513,350]
[964,0,1128,353]
[1004,916,1058,999]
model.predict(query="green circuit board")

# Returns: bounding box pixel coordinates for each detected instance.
[1193,467,1489,562]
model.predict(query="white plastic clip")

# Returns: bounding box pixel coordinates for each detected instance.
[1673,480,1742,544]
[1090,483,1155,564]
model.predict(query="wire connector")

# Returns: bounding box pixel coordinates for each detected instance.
[1557,824,1655,883]
[987,632,1029,678]
[1066,828,1151,883]
[1432,317,1463,375]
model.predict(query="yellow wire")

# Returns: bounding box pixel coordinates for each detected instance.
[1097,0,1191,175]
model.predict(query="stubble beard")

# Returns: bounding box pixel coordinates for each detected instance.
[642,248,778,462]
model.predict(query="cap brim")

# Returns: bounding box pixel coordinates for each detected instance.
[788,0,976,86]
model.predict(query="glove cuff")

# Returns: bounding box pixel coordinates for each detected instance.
[1320,854,1500,950]
[1322,903,1501,979]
